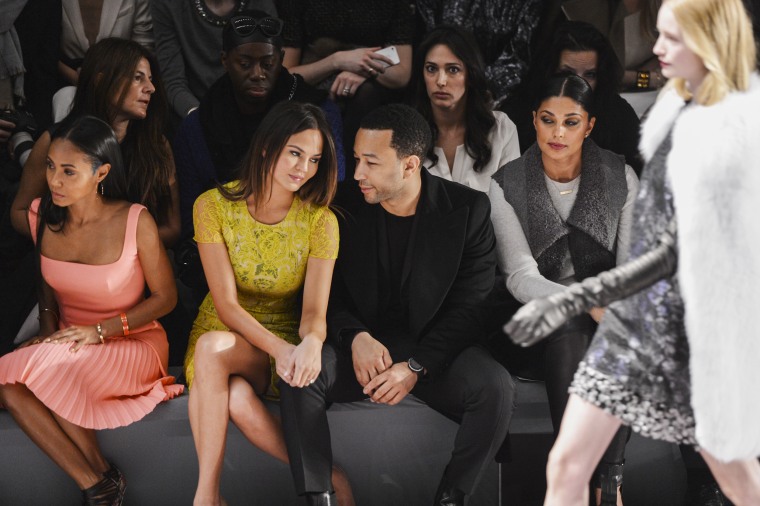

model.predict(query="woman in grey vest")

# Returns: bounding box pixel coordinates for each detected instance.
[488,74,639,505]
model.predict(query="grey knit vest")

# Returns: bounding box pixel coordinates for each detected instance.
[492,139,628,281]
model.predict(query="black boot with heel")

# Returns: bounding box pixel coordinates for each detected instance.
[594,461,624,506]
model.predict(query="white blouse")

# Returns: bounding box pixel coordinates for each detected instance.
[425,111,520,192]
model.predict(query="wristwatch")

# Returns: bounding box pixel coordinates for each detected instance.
[407,357,425,377]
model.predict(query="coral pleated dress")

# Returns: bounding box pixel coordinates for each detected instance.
[0,200,183,429]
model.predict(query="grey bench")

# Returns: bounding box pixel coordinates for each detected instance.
[0,377,687,506]
[0,390,499,506]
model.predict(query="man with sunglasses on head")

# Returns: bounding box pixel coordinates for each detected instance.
[151,0,277,123]
[172,10,345,295]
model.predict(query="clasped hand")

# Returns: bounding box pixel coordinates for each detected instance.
[352,332,416,405]
[276,335,322,388]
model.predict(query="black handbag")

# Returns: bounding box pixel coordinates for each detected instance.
[175,238,209,291]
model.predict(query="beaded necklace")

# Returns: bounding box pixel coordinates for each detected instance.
[193,0,247,27]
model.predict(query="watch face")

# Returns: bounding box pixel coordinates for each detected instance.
[408,358,424,373]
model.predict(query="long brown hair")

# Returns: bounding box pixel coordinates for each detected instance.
[70,38,172,225]
[410,27,496,173]
[220,102,338,209]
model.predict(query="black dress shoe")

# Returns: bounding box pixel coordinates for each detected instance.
[305,491,336,506]
[433,482,465,506]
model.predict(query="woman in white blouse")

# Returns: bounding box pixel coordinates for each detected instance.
[410,26,519,192]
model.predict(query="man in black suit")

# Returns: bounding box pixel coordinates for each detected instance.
[279,104,515,506]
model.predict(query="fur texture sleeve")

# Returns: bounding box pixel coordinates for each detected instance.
[666,75,760,461]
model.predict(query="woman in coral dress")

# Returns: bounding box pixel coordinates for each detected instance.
[0,115,183,506]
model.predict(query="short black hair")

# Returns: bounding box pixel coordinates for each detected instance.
[359,104,431,159]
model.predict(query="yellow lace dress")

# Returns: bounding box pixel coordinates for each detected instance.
[183,183,339,394]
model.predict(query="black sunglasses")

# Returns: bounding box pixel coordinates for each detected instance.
[229,16,284,38]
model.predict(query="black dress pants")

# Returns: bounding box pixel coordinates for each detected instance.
[279,343,516,496]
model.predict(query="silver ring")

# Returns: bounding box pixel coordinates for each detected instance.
[343,87,350,95]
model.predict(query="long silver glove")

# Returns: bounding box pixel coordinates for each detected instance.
[505,218,678,347]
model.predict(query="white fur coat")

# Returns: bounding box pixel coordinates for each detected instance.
[640,75,760,462]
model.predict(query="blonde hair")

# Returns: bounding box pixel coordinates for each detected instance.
[663,0,756,105]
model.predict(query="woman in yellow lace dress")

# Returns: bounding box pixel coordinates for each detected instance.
[183,102,352,505]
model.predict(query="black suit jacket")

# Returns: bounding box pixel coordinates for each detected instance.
[328,170,497,378]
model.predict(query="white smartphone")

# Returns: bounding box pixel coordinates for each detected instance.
[374,46,401,68]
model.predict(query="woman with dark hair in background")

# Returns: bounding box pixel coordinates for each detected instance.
[184,102,352,506]
[12,37,180,247]
[490,74,638,505]
[410,26,520,192]
[504,21,643,174]
[0,115,182,505]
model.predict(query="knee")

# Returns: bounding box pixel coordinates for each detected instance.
[193,331,235,368]
[452,353,516,429]
[465,350,516,403]
[546,446,587,491]
[0,383,24,410]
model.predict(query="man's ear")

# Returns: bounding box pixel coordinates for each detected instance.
[402,154,422,179]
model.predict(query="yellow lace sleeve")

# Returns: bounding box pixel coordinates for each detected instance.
[193,190,224,244]
[309,206,339,259]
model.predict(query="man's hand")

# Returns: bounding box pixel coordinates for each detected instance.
[363,362,418,405]
[351,331,392,386]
